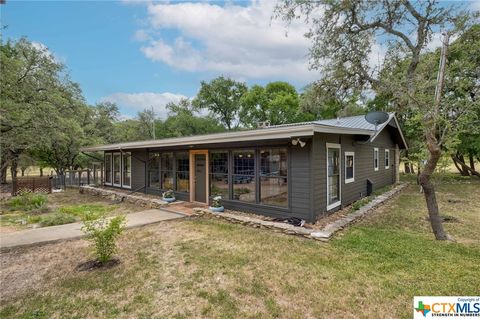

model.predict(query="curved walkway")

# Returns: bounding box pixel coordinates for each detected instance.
[0,209,185,251]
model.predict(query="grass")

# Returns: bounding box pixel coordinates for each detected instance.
[1,175,479,318]
[0,189,142,231]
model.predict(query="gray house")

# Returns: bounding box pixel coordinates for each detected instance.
[83,113,407,222]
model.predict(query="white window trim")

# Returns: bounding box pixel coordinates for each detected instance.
[344,151,355,184]
[104,153,112,186]
[385,149,390,169]
[122,152,132,189]
[113,152,122,187]
[326,143,341,211]
[374,148,379,172]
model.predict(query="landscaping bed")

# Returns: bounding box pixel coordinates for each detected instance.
[0,189,144,232]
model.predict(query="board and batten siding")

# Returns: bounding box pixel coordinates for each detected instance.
[311,130,397,221]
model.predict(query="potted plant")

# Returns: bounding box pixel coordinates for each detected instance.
[162,190,176,203]
[209,196,224,213]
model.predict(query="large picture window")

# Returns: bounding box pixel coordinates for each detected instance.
[374,148,379,171]
[260,148,288,207]
[105,153,112,185]
[345,152,354,184]
[113,153,121,186]
[122,152,131,188]
[148,152,160,188]
[176,152,189,192]
[161,153,174,190]
[233,150,255,203]
[210,151,229,198]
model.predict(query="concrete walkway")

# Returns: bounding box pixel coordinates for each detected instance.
[0,209,185,250]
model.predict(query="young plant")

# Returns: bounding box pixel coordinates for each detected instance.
[211,196,222,208]
[81,213,126,263]
[162,189,175,199]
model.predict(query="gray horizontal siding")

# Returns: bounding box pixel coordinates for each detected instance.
[311,130,397,221]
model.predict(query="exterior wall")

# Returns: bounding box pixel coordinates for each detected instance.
[103,142,314,221]
[102,128,398,223]
[311,129,397,221]
[131,149,146,192]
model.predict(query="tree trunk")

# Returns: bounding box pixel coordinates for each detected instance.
[418,144,449,240]
[21,168,26,176]
[452,154,480,178]
[452,155,465,174]
[469,154,475,172]
[0,163,8,184]
[410,163,415,174]
[11,163,18,179]
[40,167,43,177]
[404,162,411,174]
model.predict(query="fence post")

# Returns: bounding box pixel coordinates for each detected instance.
[87,169,90,185]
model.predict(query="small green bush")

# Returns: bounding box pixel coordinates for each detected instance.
[8,193,48,211]
[81,213,126,263]
[40,213,76,227]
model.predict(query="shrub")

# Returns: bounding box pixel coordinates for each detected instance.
[81,213,126,263]
[8,193,47,211]
[40,213,76,227]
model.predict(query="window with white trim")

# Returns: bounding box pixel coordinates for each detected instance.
[345,152,355,183]
[374,148,379,171]
[385,149,390,169]
[122,152,131,188]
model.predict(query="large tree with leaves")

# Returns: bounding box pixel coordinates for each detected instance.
[192,76,247,130]
[276,0,476,240]
[240,81,313,127]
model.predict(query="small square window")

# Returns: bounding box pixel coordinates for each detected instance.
[345,152,354,183]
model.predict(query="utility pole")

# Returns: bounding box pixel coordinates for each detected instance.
[151,105,156,140]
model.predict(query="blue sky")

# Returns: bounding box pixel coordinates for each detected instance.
[2,1,478,118]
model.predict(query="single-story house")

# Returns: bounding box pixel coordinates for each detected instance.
[82,113,407,223]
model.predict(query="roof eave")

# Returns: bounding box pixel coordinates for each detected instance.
[81,124,317,152]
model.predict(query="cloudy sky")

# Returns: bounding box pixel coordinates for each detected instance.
[2,0,478,118]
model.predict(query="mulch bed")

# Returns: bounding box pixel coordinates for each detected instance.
[76,258,121,272]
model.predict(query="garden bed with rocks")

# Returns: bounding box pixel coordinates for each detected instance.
[79,185,184,209]
[193,183,408,241]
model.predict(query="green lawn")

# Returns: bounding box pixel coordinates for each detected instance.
[1,176,479,318]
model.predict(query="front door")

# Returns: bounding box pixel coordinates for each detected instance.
[195,154,207,203]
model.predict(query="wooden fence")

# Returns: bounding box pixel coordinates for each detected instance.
[12,176,52,196]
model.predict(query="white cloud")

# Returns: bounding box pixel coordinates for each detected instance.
[138,1,319,82]
[133,29,151,42]
[101,92,188,119]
